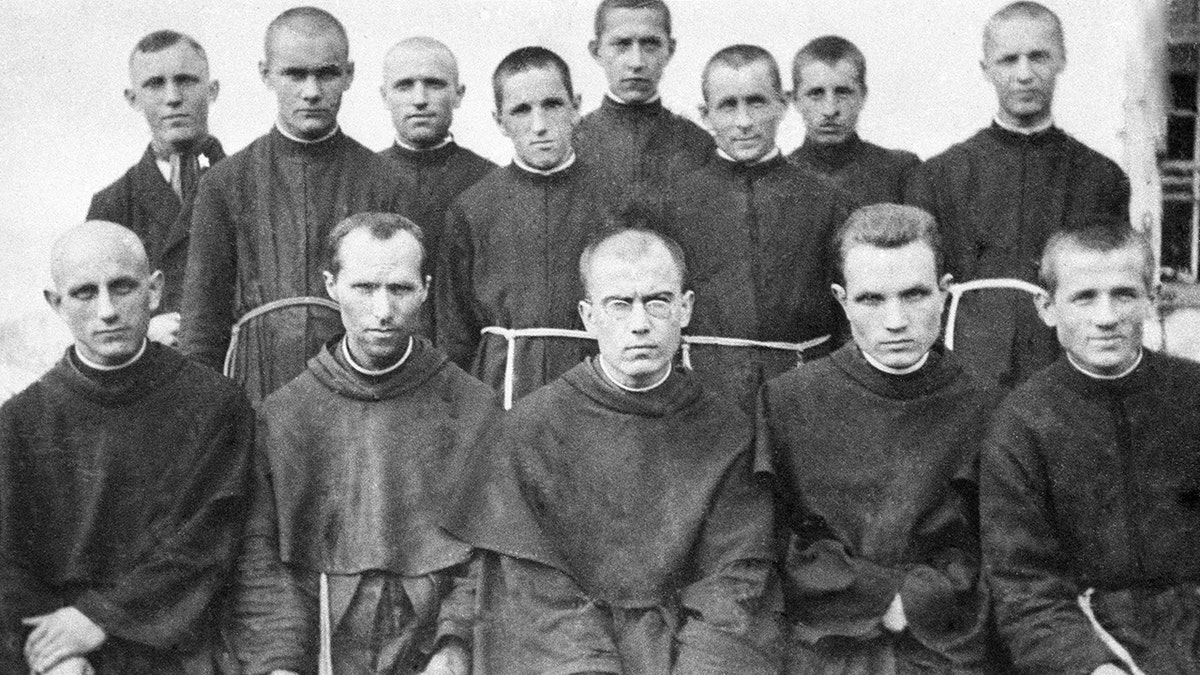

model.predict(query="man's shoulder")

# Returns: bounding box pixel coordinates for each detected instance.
[447,144,498,174]
[857,139,922,169]
[919,127,993,169]
[762,354,842,403]
[449,165,519,213]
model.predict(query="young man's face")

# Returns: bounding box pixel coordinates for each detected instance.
[981,15,1065,129]
[125,42,219,152]
[381,45,463,148]
[833,240,949,370]
[260,27,354,140]
[495,66,580,170]
[1037,243,1152,377]
[701,61,786,164]
[589,7,675,104]
[323,227,428,370]
[793,58,865,146]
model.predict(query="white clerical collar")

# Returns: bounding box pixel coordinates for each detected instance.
[342,335,413,377]
[862,349,929,376]
[76,338,148,372]
[605,89,661,105]
[1067,349,1143,380]
[394,134,453,152]
[993,115,1054,135]
[513,150,576,176]
[599,357,672,392]
[275,121,340,145]
[716,146,781,166]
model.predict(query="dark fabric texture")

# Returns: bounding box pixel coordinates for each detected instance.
[233,336,496,674]
[981,350,1200,675]
[87,137,226,313]
[575,95,714,218]
[0,343,253,674]
[788,134,920,207]
[446,358,782,673]
[905,123,1131,388]
[667,153,852,412]
[377,141,495,338]
[756,343,1003,674]
[180,127,417,402]
[435,163,604,401]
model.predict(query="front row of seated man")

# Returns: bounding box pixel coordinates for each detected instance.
[3,205,1198,674]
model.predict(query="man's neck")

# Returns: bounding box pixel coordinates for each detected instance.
[1066,350,1143,381]
[395,134,453,152]
[605,89,661,106]
[716,146,781,166]
[862,348,929,376]
[598,357,671,392]
[150,136,205,159]
[342,335,413,377]
[513,150,576,176]
[75,339,148,372]
[276,121,340,145]
[993,114,1054,135]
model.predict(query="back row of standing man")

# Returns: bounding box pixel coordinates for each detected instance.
[4,0,1177,674]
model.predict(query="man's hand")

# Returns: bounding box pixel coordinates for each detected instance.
[419,639,470,675]
[39,655,95,675]
[881,594,907,633]
[21,607,105,674]
[1091,665,1128,675]
[147,312,181,347]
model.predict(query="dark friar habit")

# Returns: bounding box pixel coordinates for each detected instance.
[0,342,253,674]
[756,343,1003,674]
[435,162,604,402]
[788,133,920,207]
[982,351,1200,674]
[233,336,497,675]
[668,152,851,412]
[87,135,226,314]
[575,95,714,216]
[378,140,495,337]
[180,127,416,402]
[905,123,1130,387]
[445,358,783,675]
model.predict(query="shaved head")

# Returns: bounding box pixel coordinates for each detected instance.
[50,222,149,290]
[383,36,459,82]
[264,6,349,62]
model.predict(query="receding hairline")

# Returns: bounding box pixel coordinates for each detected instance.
[982,2,1065,57]
[581,230,685,296]
[49,222,151,288]
[1039,227,1155,296]
[128,30,209,71]
[701,45,783,102]
[382,36,460,81]
[264,7,350,61]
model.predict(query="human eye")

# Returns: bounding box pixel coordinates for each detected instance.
[110,279,140,296]
[901,287,932,302]
[70,285,98,301]
[508,102,531,116]
[315,66,343,81]
[603,298,633,316]
[644,299,672,318]
[142,76,166,90]
[855,293,883,306]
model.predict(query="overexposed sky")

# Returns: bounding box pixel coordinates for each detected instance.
[0,0,1133,322]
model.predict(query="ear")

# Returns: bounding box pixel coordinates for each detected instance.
[831,283,848,311]
[416,275,431,305]
[698,103,711,129]
[342,61,356,90]
[493,109,509,137]
[453,83,466,108]
[1034,290,1057,328]
[43,288,62,313]
[666,37,677,59]
[323,269,339,302]
[146,270,164,314]
[588,38,601,61]
[259,60,271,86]
[938,273,954,293]
[578,299,597,334]
[572,93,583,112]
[207,79,220,103]
[124,87,138,109]
[677,289,694,329]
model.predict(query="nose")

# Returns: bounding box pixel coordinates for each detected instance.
[1013,56,1035,81]
[300,75,322,101]
[371,290,394,325]
[818,95,839,119]
[530,106,549,135]
[882,300,908,332]
[96,288,119,323]
[1092,295,1120,327]
[734,102,753,129]
[628,44,647,72]
[412,82,428,107]
[164,80,184,106]
[627,300,652,333]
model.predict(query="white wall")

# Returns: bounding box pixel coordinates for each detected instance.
[0,0,1134,321]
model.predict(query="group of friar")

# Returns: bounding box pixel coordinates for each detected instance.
[2,1,1196,674]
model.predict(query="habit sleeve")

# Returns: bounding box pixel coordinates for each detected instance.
[65,390,253,649]
[180,176,238,370]
[232,438,313,675]
[980,405,1120,675]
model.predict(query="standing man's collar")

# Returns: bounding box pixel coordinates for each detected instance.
[1066,350,1143,381]
[862,349,930,376]
[75,338,149,372]
[341,335,414,377]
[605,89,661,106]
[993,115,1054,136]
[716,146,782,166]
[513,151,577,176]
[275,122,341,145]
[394,134,454,152]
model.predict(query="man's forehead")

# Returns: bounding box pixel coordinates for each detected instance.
[1052,246,1147,288]
[501,67,568,102]
[601,7,669,38]
[707,62,775,96]
[984,15,1062,56]
[267,26,349,65]
[385,44,457,80]
[129,43,209,79]
[798,59,860,87]
[588,245,682,292]
[843,241,938,288]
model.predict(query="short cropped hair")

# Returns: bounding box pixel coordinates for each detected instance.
[579,217,687,295]
[1039,222,1154,296]
[702,44,783,102]
[593,0,672,38]
[984,1,1065,57]
[130,30,207,67]
[832,204,944,285]
[792,35,866,92]
[265,6,349,61]
[492,46,574,111]
[323,212,427,277]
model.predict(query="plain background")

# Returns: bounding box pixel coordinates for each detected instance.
[0,0,1136,384]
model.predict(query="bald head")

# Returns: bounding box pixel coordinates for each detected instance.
[381,36,466,147]
[46,222,162,366]
[983,1,1064,58]
[264,6,349,63]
